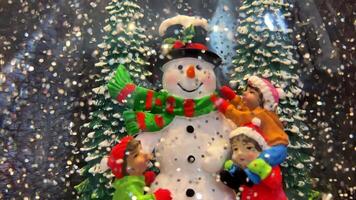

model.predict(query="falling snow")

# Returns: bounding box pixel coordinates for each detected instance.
[0,0,354,199]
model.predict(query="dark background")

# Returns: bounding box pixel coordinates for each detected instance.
[0,0,354,199]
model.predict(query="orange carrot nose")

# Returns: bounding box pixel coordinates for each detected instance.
[186,65,195,78]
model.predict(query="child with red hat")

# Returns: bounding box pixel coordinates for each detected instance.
[215,76,289,184]
[220,118,287,200]
[107,136,172,200]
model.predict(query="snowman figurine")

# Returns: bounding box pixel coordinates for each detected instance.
[108,15,236,200]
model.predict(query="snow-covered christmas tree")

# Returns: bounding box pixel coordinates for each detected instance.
[230,0,316,199]
[74,0,154,199]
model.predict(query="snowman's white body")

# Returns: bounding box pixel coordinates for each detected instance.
[137,58,236,200]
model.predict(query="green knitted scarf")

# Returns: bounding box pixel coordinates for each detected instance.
[108,65,219,135]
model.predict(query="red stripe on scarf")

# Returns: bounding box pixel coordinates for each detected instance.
[145,90,154,110]
[210,94,218,105]
[166,96,175,114]
[136,112,146,131]
[154,115,164,128]
[155,98,162,106]
[117,84,136,103]
[183,99,195,117]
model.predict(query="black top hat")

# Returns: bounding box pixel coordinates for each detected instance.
[158,16,222,68]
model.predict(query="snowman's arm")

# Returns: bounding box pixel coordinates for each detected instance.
[108,65,168,112]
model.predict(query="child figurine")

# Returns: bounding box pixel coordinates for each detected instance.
[220,118,287,200]
[107,136,172,200]
[216,76,289,183]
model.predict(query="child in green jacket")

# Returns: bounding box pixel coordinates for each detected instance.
[107,136,172,200]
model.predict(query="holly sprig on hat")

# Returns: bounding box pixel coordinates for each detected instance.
[163,25,195,45]
[162,25,196,53]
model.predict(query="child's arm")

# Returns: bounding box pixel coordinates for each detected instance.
[220,170,240,190]
[219,86,243,108]
[259,145,287,166]
[217,102,253,126]
[244,145,287,184]
[107,65,167,112]
[263,111,289,146]
[212,86,253,126]
[220,167,254,191]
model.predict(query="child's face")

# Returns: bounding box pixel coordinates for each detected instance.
[242,86,262,110]
[126,144,152,176]
[231,138,261,168]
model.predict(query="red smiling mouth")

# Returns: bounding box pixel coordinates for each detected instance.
[177,82,203,92]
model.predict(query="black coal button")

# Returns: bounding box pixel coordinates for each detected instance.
[186,188,195,197]
[187,155,195,163]
[186,125,194,133]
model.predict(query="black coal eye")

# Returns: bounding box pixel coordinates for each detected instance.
[178,65,183,70]
[196,65,202,70]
